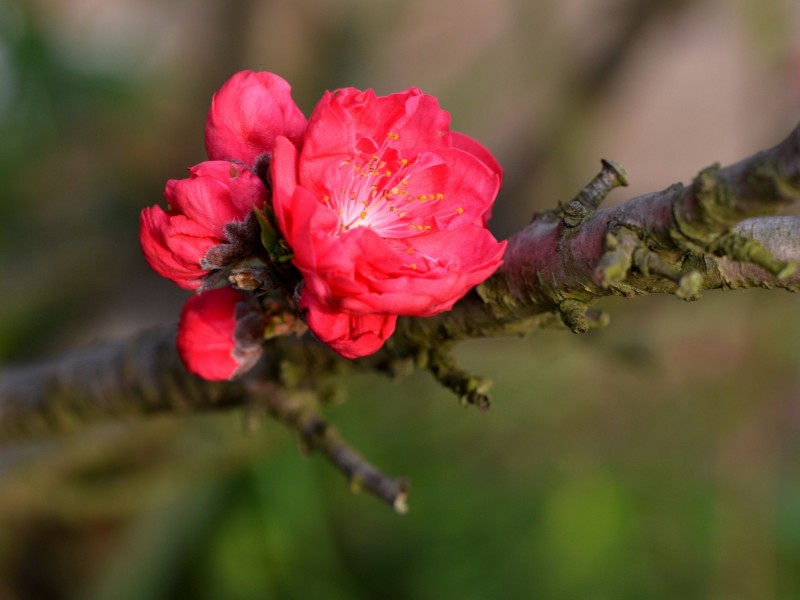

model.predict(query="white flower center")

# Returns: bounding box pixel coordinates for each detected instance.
[323,132,443,238]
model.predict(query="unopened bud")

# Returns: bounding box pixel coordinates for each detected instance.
[177,287,266,380]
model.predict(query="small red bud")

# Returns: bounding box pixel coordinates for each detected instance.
[177,287,265,380]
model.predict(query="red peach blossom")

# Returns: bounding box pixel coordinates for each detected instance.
[299,293,397,360]
[271,87,506,358]
[451,131,503,225]
[205,70,307,167]
[140,161,267,290]
[177,287,265,380]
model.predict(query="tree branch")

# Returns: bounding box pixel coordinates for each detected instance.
[249,383,410,513]
[475,124,800,328]
[0,330,246,436]
[1,123,798,511]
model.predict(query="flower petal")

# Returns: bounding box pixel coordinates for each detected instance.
[170,161,266,239]
[337,226,507,316]
[205,70,307,165]
[139,206,216,290]
[300,291,396,359]
[451,131,503,182]
[451,132,503,225]
[177,287,264,380]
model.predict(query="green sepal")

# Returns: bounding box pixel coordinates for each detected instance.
[254,206,294,264]
[254,206,278,249]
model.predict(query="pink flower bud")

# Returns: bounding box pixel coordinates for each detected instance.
[140,161,267,289]
[177,287,265,380]
[205,70,307,167]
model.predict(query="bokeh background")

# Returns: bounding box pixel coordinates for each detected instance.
[1,0,800,598]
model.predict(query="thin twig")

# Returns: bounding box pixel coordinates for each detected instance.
[250,383,410,513]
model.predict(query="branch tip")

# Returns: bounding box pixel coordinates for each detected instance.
[558,299,590,333]
[675,271,703,301]
[393,491,409,515]
[562,159,629,227]
[427,348,493,410]
[601,159,629,187]
[253,385,409,512]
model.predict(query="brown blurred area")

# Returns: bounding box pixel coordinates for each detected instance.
[1,1,799,598]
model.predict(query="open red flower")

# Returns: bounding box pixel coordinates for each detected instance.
[271,86,506,358]
[140,161,267,290]
[177,287,266,380]
[205,70,307,167]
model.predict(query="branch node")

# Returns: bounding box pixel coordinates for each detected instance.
[671,164,740,252]
[594,229,638,287]
[630,246,703,300]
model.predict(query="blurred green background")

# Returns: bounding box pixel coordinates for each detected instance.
[1,0,800,598]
